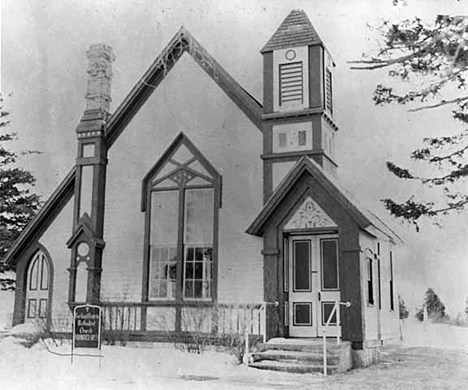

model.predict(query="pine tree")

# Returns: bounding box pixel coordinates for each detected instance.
[0,95,41,290]
[424,287,447,321]
[350,15,468,230]
[399,295,409,320]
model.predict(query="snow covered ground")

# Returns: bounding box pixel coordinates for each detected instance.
[0,319,467,389]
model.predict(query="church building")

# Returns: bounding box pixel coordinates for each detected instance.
[5,10,401,368]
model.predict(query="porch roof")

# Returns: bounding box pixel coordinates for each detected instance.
[246,157,401,243]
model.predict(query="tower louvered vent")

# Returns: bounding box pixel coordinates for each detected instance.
[325,68,333,114]
[279,62,303,105]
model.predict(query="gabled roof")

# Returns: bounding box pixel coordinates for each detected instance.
[246,157,402,243]
[261,10,324,53]
[106,27,263,147]
[5,26,263,266]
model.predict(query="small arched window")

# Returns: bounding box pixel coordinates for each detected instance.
[26,250,51,320]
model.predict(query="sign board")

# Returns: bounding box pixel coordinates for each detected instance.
[73,304,102,349]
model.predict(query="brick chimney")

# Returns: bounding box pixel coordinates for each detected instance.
[84,43,115,114]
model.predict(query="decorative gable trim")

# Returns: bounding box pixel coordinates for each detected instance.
[66,213,105,249]
[105,27,263,148]
[141,132,222,212]
[246,157,372,236]
[284,196,337,230]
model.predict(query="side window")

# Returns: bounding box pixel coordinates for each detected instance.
[272,123,313,153]
[367,257,374,305]
[390,251,395,311]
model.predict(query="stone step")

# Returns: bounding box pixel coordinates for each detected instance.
[251,349,340,365]
[249,360,336,375]
[259,340,341,353]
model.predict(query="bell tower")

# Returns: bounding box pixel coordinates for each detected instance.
[261,10,338,201]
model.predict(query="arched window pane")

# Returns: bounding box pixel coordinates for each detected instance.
[29,258,39,291]
[40,256,49,290]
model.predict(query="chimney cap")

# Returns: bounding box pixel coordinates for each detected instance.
[84,43,115,114]
[86,43,115,61]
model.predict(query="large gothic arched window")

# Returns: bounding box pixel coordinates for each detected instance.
[141,133,221,302]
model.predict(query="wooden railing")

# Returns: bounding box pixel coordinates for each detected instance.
[243,301,279,365]
[322,300,351,376]
[99,301,272,338]
[101,303,142,333]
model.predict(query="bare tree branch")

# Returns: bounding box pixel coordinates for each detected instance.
[408,95,468,112]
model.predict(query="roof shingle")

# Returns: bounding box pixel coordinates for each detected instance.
[261,10,323,53]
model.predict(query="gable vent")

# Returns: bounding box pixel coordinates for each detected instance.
[279,62,304,105]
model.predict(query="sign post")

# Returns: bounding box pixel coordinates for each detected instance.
[72,304,102,365]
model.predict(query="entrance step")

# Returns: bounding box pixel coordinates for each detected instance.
[248,338,352,375]
[258,338,341,353]
[249,360,336,374]
[251,349,340,365]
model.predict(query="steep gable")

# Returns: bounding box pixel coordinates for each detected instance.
[5,26,263,266]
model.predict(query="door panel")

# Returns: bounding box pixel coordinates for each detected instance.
[317,237,341,337]
[289,237,317,337]
[288,235,340,338]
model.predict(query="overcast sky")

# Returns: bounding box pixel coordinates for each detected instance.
[2,0,468,314]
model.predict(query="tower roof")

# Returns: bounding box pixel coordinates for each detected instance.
[261,10,323,53]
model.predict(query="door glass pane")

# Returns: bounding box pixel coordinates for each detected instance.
[322,302,337,325]
[184,188,213,244]
[39,299,48,319]
[29,258,39,291]
[293,240,310,291]
[40,256,49,290]
[27,299,37,318]
[322,239,339,290]
[150,191,179,245]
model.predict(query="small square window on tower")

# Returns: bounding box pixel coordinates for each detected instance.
[272,122,313,153]
[278,132,287,148]
[298,130,307,146]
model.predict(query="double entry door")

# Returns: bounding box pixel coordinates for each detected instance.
[288,234,340,337]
